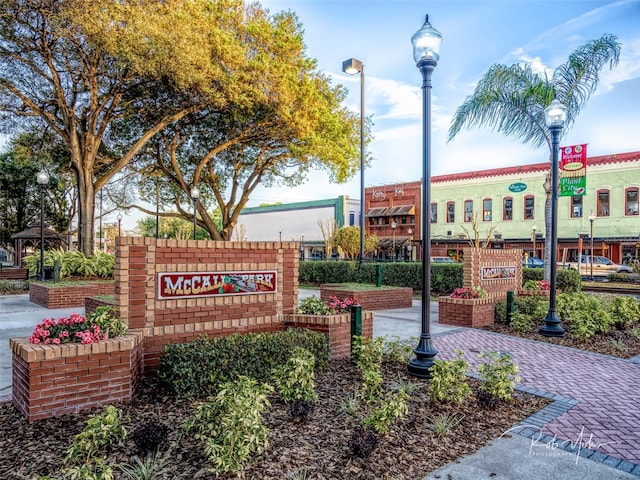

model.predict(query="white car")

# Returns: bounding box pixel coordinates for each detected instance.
[561,255,632,276]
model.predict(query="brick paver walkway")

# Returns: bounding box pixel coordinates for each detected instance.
[434,329,640,467]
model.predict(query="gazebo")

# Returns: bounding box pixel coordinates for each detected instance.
[11,224,65,267]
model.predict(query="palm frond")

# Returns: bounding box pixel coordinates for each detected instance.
[448,64,551,149]
[552,33,621,129]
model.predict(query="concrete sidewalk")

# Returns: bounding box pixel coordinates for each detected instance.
[1,291,639,479]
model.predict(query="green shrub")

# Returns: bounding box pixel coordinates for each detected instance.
[522,267,543,284]
[183,376,272,476]
[477,351,520,402]
[429,350,472,404]
[0,279,29,294]
[607,295,640,329]
[362,388,409,435]
[159,329,330,399]
[299,260,463,295]
[352,336,385,403]
[495,295,548,329]
[85,306,127,338]
[24,248,115,279]
[272,347,318,403]
[556,269,582,293]
[61,405,125,479]
[557,292,613,339]
[608,273,640,284]
[296,295,335,315]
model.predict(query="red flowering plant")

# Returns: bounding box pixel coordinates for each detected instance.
[450,286,488,299]
[28,307,127,345]
[326,295,360,313]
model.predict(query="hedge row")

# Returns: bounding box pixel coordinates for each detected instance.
[300,261,582,295]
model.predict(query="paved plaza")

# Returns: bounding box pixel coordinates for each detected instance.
[1,291,639,478]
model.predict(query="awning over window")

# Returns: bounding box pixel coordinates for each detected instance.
[386,205,415,216]
[365,205,415,217]
[376,236,412,247]
[365,207,389,217]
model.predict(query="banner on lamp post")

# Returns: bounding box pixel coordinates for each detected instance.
[559,144,587,196]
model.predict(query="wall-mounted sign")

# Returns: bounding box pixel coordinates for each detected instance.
[158,271,277,299]
[481,266,516,280]
[508,182,527,193]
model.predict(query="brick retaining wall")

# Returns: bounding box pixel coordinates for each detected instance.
[10,332,143,422]
[30,281,115,309]
[0,268,28,280]
[319,284,412,310]
[438,296,496,328]
[85,296,116,314]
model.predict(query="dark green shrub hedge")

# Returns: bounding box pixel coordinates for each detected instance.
[557,269,582,293]
[299,261,463,295]
[158,328,330,399]
[522,268,543,284]
[608,273,640,284]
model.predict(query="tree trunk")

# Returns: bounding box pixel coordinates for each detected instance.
[76,167,95,256]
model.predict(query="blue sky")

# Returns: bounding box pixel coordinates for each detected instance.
[250,0,640,206]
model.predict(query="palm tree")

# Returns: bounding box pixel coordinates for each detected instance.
[448,34,621,280]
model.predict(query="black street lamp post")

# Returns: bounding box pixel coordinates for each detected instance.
[190,186,200,240]
[540,98,567,337]
[532,224,537,258]
[342,58,365,265]
[408,15,442,378]
[37,170,49,281]
[589,210,595,280]
[117,213,123,238]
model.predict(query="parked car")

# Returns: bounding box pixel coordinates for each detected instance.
[430,256,456,263]
[560,255,632,276]
[523,257,544,268]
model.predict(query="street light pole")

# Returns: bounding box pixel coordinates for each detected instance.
[391,220,397,261]
[190,186,200,240]
[540,98,567,338]
[532,224,537,259]
[589,210,595,281]
[300,233,304,261]
[117,213,122,238]
[342,58,365,265]
[408,15,442,378]
[36,170,49,281]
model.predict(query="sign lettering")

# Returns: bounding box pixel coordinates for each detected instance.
[158,271,277,299]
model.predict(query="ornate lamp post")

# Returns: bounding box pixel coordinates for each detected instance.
[342,57,365,265]
[589,210,596,280]
[190,186,200,240]
[532,224,537,259]
[36,170,49,281]
[117,213,123,238]
[408,15,442,378]
[540,98,567,337]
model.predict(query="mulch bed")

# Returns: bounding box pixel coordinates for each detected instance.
[0,359,549,480]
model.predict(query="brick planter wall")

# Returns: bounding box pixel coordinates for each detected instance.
[10,332,143,422]
[438,296,496,328]
[285,310,374,359]
[85,296,116,314]
[463,248,522,300]
[29,281,115,309]
[0,268,28,280]
[116,237,298,374]
[319,284,412,310]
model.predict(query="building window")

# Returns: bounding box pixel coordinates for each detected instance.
[571,196,583,218]
[524,195,534,219]
[482,198,492,221]
[597,189,610,217]
[446,201,455,223]
[410,215,415,224]
[625,187,639,216]
[464,200,473,222]
[349,212,355,225]
[503,197,513,221]
[430,203,437,223]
